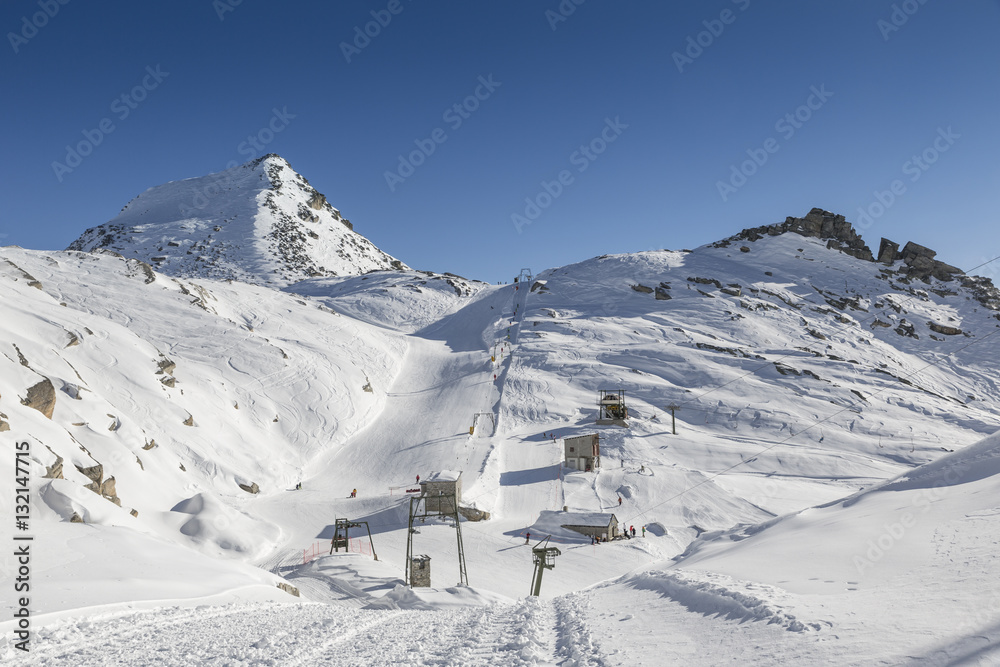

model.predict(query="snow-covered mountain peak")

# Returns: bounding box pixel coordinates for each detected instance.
[68,154,408,286]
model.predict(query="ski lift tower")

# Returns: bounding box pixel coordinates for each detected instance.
[518,268,533,285]
[596,389,629,427]
[329,518,378,560]
[529,536,561,597]
[405,486,469,587]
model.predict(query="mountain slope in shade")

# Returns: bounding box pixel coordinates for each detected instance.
[68,155,407,286]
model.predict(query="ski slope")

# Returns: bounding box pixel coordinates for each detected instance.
[4,216,1000,664]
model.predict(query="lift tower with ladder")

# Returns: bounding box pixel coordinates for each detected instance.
[405,490,469,587]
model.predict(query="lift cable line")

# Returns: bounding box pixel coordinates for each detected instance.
[623,325,1000,526]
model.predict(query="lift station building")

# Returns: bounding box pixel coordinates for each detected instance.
[564,433,600,471]
[419,470,462,514]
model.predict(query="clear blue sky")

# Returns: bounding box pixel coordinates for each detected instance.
[2,1,998,283]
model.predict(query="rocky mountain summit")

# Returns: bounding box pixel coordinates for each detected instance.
[715,207,997,307]
[68,155,407,286]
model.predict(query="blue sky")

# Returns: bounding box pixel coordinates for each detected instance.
[2,1,998,283]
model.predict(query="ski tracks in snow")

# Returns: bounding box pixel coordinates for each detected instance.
[15,597,615,666]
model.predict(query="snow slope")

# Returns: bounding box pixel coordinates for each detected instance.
[68,155,407,286]
[4,207,1000,664]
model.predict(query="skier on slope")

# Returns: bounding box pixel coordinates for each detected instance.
[525,531,531,545]
[618,496,622,506]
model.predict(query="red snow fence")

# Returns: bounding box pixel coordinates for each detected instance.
[303,538,373,564]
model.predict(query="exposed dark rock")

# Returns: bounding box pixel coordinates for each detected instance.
[928,322,962,336]
[878,238,899,264]
[688,277,723,289]
[530,281,549,293]
[960,275,1000,310]
[239,481,260,494]
[277,582,300,597]
[458,506,491,522]
[894,320,918,338]
[21,377,56,418]
[101,477,121,506]
[307,192,326,210]
[76,464,103,485]
[774,362,799,376]
[156,356,176,375]
[631,284,653,294]
[44,449,64,479]
[655,286,671,300]
[719,208,874,261]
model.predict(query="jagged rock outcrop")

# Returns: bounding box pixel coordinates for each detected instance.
[878,238,964,282]
[719,208,873,261]
[719,209,993,299]
[76,464,103,493]
[239,481,260,494]
[21,377,56,419]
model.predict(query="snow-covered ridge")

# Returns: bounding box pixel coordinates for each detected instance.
[68,154,408,286]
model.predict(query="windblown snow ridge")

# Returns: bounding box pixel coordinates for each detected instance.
[624,570,825,632]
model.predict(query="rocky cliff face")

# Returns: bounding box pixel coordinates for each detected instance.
[68,155,408,286]
[715,208,874,261]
